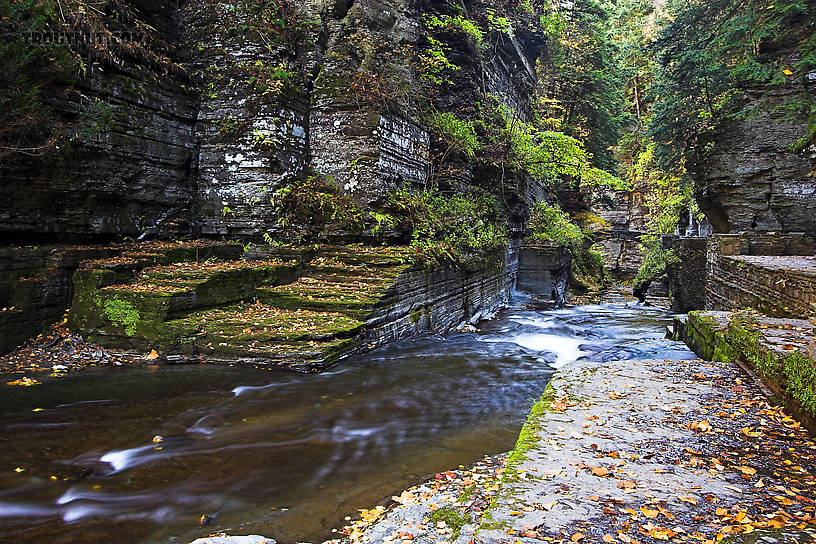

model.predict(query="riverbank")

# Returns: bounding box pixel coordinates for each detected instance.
[331,355,816,544]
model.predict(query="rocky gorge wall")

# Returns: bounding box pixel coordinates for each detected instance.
[0,0,548,241]
[692,78,816,235]
[0,246,121,353]
[46,242,521,370]
[0,0,554,355]
[364,245,520,347]
[516,244,570,301]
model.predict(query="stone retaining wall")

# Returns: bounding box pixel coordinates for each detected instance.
[705,232,816,319]
[665,237,708,312]
[676,310,816,424]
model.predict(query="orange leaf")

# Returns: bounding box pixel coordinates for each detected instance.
[592,466,611,477]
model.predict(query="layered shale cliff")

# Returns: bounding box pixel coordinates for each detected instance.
[0,0,547,240]
[0,0,558,357]
[691,74,816,235]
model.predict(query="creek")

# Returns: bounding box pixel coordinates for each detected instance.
[0,295,696,544]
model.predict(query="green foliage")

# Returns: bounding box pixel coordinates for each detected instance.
[570,247,607,294]
[246,61,294,97]
[0,0,77,160]
[418,36,460,86]
[102,297,141,337]
[476,97,626,190]
[525,201,607,294]
[484,8,511,34]
[271,175,365,242]
[426,111,479,159]
[611,1,702,243]
[0,0,190,162]
[388,188,508,269]
[534,0,625,171]
[634,235,679,287]
[424,14,484,49]
[369,212,397,238]
[649,0,816,171]
[527,202,584,250]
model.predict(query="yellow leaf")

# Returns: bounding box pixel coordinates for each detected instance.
[679,496,698,505]
[783,69,794,75]
[739,466,756,476]
[689,420,712,433]
[571,533,585,542]
[603,535,616,543]
[641,507,659,518]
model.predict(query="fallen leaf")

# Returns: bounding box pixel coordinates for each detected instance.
[571,533,585,542]
[603,535,615,543]
[688,420,712,433]
[641,507,659,518]
[592,466,611,477]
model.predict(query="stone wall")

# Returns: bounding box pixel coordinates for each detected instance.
[517,245,571,301]
[705,232,816,319]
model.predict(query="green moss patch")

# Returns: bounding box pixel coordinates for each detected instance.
[67,242,414,367]
[169,302,364,342]
[428,506,470,541]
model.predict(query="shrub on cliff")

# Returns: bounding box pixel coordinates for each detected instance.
[526,202,584,251]
[525,201,609,295]
[649,0,816,171]
[0,0,187,163]
[270,175,365,242]
[388,187,508,270]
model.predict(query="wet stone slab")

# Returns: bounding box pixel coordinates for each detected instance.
[476,356,816,544]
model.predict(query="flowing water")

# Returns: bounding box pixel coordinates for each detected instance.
[0,296,696,544]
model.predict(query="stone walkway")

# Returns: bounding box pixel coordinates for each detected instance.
[336,356,816,544]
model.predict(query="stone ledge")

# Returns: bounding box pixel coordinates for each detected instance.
[678,310,816,426]
[475,355,816,543]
